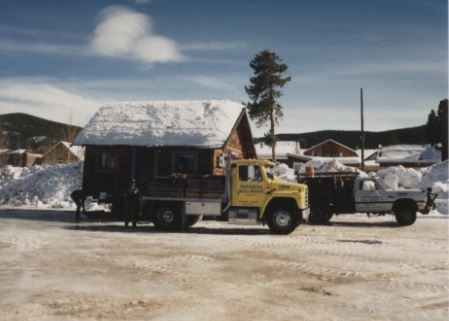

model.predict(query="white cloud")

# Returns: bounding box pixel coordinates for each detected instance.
[0,81,104,126]
[90,6,184,64]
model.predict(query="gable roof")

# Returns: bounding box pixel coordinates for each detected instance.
[74,100,245,148]
[42,141,84,160]
[304,139,358,155]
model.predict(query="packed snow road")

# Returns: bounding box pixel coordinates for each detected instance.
[0,210,448,321]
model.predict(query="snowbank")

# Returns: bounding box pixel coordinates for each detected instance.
[0,163,82,209]
[419,161,448,215]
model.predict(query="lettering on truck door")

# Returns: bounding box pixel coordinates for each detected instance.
[234,164,265,207]
[355,179,390,212]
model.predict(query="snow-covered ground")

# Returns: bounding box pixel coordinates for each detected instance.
[0,210,447,321]
[0,160,447,214]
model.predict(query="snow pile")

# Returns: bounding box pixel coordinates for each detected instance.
[74,100,244,148]
[420,161,448,215]
[0,163,82,208]
[375,161,448,215]
[376,166,423,189]
[304,158,358,173]
[272,163,297,182]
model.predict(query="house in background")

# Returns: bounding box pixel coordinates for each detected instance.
[303,139,358,158]
[255,141,300,163]
[376,145,441,167]
[73,100,256,199]
[285,139,363,169]
[41,141,84,165]
[5,149,42,167]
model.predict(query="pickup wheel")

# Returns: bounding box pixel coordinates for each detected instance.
[267,208,299,235]
[153,206,181,231]
[308,208,333,225]
[394,207,417,226]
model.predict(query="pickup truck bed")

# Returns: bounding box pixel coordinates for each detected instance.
[298,172,357,214]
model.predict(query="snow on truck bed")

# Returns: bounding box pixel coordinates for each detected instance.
[73,100,244,148]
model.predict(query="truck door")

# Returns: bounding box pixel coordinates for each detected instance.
[232,164,265,207]
[355,179,389,212]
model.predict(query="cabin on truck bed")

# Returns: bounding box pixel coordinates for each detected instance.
[73,100,256,200]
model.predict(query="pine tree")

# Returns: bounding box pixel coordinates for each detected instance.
[426,109,440,145]
[437,99,448,160]
[245,50,291,162]
[425,99,448,161]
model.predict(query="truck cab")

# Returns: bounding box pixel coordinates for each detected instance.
[229,160,309,233]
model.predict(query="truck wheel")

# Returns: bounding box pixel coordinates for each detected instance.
[154,206,181,231]
[186,215,201,227]
[308,208,333,225]
[267,208,299,235]
[395,207,417,226]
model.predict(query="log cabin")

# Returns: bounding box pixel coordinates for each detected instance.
[73,100,256,199]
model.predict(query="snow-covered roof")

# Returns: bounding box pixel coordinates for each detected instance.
[61,142,85,160]
[74,100,245,148]
[377,145,441,164]
[304,139,358,155]
[287,153,361,165]
[255,141,300,159]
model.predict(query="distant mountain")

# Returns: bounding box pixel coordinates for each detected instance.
[0,113,82,153]
[258,125,427,149]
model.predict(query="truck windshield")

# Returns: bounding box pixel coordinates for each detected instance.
[264,166,274,180]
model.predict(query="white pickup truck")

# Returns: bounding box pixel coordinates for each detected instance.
[299,172,436,225]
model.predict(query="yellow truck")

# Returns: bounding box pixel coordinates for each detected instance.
[141,159,309,234]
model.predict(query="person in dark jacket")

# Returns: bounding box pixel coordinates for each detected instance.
[125,179,140,227]
[70,189,86,221]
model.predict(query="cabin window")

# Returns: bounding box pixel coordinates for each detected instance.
[57,159,64,164]
[100,152,117,170]
[239,165,262,182]
[174,153,195,174]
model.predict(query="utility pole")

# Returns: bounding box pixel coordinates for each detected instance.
[360,88,365,171]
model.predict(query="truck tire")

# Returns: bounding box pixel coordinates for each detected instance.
[153,206,181,231]
[395,207,417,226]
[186,215,201,227]
[267,208,299,235]
[308,208,333,225]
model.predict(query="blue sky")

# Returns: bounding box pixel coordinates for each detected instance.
[0,0,447,135]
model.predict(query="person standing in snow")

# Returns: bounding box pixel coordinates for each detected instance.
[70,189,86,221]
[125,179,140,227]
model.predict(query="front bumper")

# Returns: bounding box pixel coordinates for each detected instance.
[302,207,310,221]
